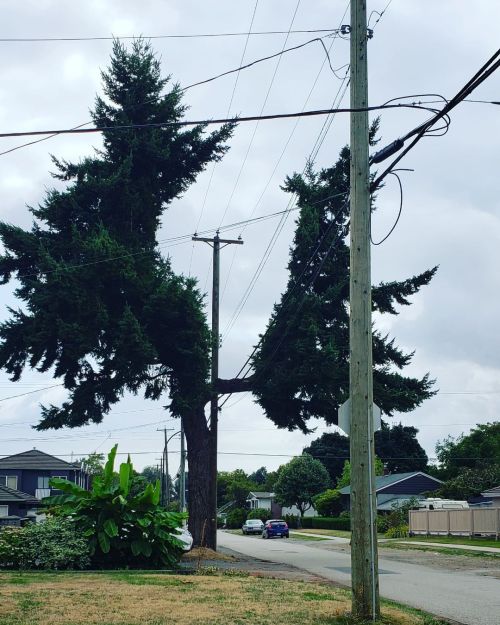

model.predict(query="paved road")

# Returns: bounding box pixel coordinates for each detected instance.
[218,531,500,625]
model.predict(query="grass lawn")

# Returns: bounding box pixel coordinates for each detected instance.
[292,528,352,539]
[381,543,500,559]
[0,570,450,625]
[402,536,500,549]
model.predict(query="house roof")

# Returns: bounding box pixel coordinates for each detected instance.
[0,449,80,471]
[339,471,443,495]
[0,485,40,505]
[247,491,274,499]
[481,485,500,497]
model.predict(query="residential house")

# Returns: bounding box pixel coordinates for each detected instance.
[339,471,443,512]
[0,449,88,516]
[0,485,40,525]
[481,485,500,508]
[246,491,317,518]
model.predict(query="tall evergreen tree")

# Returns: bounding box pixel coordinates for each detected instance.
[251,134,437,431]
[0,40,233,547]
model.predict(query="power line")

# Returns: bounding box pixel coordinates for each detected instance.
[0,29,340,43]
[0,103,443,141]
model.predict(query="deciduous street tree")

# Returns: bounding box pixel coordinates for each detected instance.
[435,422,500,479]
[274,454,330,518]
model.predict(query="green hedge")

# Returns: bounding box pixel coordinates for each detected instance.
[301,516,351,531]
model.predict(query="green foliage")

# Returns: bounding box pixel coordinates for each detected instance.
[274,454,330,517]
[252,136,436,432]
[301,516,351,531]
[45,445,185,568]
[303,432,350,484]
[248,467,268,486]
[283,514,300,529]
[312,489,342,517]
[385,524,409,539]
[436,465,500,500]
[383,497,421,533]
[0,38,232,430]
[376,422,428,473]
[0,519,90,570]
[247,508,272,522]
[217,469,257,508]
[304,423,428,484]
[0,527,24,568]
[225,508,248,529]
[336,457,384,489]
[436,422,500,479]
[78,453,105,477]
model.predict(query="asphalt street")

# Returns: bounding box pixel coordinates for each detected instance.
[218,530,500,625]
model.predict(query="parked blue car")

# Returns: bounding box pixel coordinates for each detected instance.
[262,519,289,539]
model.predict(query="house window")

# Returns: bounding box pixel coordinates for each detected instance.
[37,476,50,489]
[0,475,18,490]
[0,505,8,517]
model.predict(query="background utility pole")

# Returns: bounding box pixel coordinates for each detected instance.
[179,420,187,514]
[349,0,380,620]
[157,427,174,507]
[192,231,243,548]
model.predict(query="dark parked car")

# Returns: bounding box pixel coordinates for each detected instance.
[262,519,289,539]
[242,519,264,535]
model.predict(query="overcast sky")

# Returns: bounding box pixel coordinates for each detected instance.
[0,0,499,476]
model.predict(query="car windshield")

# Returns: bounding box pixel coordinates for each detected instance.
[247,520,261,524]
[270,521,286,526]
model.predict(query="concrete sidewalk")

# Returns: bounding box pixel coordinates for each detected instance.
[289,530,350,543]
[393,540,500,554]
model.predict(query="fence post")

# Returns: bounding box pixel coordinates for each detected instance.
[425,510,429,536]
[470,509,474,538]
[446,510,450,536]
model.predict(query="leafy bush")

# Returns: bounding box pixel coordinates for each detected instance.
[301,516,351,531]
[312,489,343,517]
[384,497,420,533]
[0,519,90,570]
[225,508,247,529]
[283,514,300,529]
[22,519,90,569]
[45,445,185,568]
[385,524,409,539]
[0,527,24,568]
[247,508,271,522]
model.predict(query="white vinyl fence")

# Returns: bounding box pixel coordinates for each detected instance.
[409,508,500,538]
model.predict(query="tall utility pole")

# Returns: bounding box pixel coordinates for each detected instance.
[349,0,380,620]
[179,419,186,515]
[192,231,243,548]
[157,428,174,506]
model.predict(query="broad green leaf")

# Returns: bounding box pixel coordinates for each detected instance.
[98,531,110,553]
[103,518,118,537]
[119,461,131,496]
[131,540,142,556]
[103,445,118,486]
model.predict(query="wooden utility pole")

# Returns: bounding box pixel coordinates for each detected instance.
[179,420,187,514]
[192,231,243,548]
[349,0,380,620]
[157,428,174,506]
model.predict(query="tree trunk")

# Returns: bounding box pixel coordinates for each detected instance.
[181,402,216,549]
[181,377,254,549]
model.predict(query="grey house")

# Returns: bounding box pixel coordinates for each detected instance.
[339,471,443,512]
[481,485,500,508]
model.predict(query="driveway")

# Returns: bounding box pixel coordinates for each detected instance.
[218,530,500,625]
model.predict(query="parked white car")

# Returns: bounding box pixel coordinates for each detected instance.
[173,526,193,551]
[242,519,264,535]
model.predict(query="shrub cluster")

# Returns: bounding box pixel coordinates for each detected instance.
[301,516,351,531]
[247,508,272,523]
[0,519,90,570]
